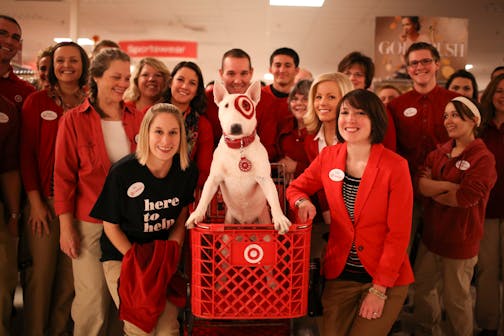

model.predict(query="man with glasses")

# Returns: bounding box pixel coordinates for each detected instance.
[388,41,458,198]
[388,42,459,335]
[0,14,34,335]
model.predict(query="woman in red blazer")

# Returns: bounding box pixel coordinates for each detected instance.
[287,89,414,336]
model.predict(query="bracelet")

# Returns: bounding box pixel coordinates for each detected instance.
[294,198,307,208]
[368,287,388,300]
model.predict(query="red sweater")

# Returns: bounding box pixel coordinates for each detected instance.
[262,84,290,121]
[481,121,504,219]
[388,86,459,178]
[20,90,63,197]
[205,88,278,161]
[287,143,414,287]
[119,240,180,333]
[54,100,143,223]
[419,139,497,259]
[0,94,19,173]
[277,115,309,177]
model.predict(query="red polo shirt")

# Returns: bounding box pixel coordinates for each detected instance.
[0,66,36,112]
[388,86,458,178]
[0,94,19,173]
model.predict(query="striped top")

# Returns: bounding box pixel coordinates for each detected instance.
[339,173,372,283]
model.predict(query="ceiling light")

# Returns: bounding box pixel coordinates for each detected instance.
[269,0,325,7]
[465,64,473,70]
[53,37,95,46]
[53,37,72,43]
[77,38,94,46]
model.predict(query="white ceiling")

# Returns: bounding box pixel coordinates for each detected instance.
[2,0,504,89]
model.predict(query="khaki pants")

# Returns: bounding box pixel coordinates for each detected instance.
[20,201,74,336]
[71,220,112,336]
[0,202,18,336]
[103,260,180,336]
[413,242,477,336]
[321,280,408,336]
[476,218,504,332]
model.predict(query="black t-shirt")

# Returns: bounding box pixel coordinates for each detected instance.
[90,153,198,261]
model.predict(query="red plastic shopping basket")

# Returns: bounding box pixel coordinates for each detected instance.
[190,222,311,320]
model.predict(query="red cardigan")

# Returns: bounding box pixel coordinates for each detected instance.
[54,99,143,223]
[20,90,63,197]
[419,139,497,259]
[287,143,414,287]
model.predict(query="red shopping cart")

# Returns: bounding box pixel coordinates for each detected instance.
[184,164,312,335]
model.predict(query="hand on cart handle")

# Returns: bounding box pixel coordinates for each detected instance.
[296,199,317,224]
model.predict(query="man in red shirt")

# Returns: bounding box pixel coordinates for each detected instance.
[262,47,300,123]
[0,15,33,335]
[205,48,278,161]
[384,43,459,336]
[0,15,35,111]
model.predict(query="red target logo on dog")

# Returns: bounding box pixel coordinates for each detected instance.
[234,95,255,119]
[230,241,276,266]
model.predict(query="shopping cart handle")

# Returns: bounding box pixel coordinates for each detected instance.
[192,222,312,231]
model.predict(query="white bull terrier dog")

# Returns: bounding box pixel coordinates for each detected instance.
[185,80,291,234]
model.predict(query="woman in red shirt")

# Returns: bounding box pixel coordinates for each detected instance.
[277,79,312,183]
[475,74,504,336]
[163,61,213,189]
[124,57,171,115]
[287,89,413,335]
[413,96,497,336]
[54,48,143,336]
[20,41,88,336]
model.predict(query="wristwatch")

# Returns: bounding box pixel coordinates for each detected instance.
[294,198,307,208]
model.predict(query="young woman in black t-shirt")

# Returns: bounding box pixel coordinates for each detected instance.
[91,103,198,335]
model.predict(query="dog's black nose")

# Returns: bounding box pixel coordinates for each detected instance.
[230,124,243,135]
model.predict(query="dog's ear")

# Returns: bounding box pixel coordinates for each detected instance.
[213,81,228,105]
[245,81,261,105]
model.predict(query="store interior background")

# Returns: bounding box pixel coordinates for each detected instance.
[2,0,503,94]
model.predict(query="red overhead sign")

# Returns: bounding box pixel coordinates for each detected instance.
[119,40,197,58]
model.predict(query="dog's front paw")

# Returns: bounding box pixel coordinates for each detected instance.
[272,214,292,235]
[185,211,205,229]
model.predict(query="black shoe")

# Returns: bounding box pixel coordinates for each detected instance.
[479,329,498,336]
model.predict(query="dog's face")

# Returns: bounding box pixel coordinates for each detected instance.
[214,80,261,137]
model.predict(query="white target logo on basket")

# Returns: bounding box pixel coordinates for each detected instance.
[243,244,264,264]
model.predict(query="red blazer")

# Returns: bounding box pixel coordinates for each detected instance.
[287,143,414,287]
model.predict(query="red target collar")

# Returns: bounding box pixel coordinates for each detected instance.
[223,131,256,149]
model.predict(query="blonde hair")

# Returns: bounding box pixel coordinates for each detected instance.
[124,58,171,102]
[136,103,189,170]
[304,72,353,133]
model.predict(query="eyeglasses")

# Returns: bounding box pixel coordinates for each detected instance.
[407,58,434,68]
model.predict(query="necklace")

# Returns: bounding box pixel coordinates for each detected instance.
[51,85,87,111]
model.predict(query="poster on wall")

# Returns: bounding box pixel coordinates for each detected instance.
[374,16,468,82]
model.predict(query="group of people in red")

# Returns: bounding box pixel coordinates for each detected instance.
[1,12,504,336]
